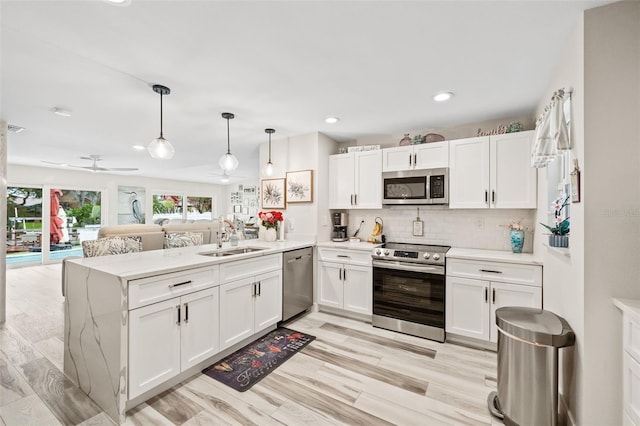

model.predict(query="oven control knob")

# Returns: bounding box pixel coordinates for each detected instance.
[375,249,382,255]
[384,249,390,256]
[423,252,430,259]
[433,254,441,261]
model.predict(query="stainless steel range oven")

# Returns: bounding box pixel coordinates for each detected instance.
[372,243,450,343]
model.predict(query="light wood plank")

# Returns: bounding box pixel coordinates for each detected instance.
[146,387,205,425]
[0,393,62,426]
[0,353,33,406]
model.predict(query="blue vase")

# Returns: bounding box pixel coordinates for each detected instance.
[510,230,525,253]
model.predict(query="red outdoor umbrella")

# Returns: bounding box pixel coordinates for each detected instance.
[50,189,64,244]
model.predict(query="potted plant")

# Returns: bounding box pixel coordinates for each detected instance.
[540,195,570,247]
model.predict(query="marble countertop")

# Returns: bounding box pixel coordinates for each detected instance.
[447,248,543,265]
[67,239,316,281]
[613,298,640,317]
[316,240,382,251]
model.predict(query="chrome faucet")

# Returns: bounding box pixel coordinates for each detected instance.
[217,231,223,249]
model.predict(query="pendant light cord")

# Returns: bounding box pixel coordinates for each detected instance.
[159,92,164,139]
[226,116,231,154]
[268,133,272,162]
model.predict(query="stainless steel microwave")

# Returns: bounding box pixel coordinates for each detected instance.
[382,168,449,205]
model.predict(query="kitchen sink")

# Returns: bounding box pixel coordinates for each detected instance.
[198,247,267,257]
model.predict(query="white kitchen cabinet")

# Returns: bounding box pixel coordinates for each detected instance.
[382,141,449,172]
[317,247,372,315]
[329,150,382,209]
[446,258,542,343]
[219,269,282,350]
[449,131,536,209]
[616,301,640,425]
[129,286,219,398]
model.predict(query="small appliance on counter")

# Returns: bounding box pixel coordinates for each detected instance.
[332,212,348,242]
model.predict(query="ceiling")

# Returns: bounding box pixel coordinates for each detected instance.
[1,0,609,184]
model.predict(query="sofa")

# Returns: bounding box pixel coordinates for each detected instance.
[96,220,230,251]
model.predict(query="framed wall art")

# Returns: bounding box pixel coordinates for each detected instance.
[261,178,286,209]
[286,169,314,203]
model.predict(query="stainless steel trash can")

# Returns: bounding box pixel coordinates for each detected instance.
[488,307,575,426]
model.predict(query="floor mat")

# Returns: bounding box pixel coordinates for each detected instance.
[202,327,316,392]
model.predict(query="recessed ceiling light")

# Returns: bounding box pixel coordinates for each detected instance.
[52,107,72,117]
[105,0,131,5]
[132,145,146,151]
[325,117,340,124]
[433,92,454,102]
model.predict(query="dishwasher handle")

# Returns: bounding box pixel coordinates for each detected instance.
[287,253,312,263]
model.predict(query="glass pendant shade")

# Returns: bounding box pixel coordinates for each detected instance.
[148,136,175,159]
[263,161,274,176]
[219,152,239,172]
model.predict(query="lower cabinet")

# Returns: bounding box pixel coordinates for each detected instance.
[219,269,282,350]
[129,287,219,398]
[318,261,372,315]
[446,258,542,343]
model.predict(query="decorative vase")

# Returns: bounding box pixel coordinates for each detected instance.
[510,229,525,253]
[399,133,411,146]
[260,225,277,242]
[549,234,569,248]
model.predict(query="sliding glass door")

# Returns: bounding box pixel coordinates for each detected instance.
[6,186,43,266]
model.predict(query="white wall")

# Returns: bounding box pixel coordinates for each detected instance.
[7,164,226,226]
[582,1,640,424]
[533,2,640,424]
[258,132,337,241]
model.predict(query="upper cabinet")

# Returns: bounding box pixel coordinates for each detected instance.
[329,150,382,209]
[382,141,449,172]
[449,131,536,209]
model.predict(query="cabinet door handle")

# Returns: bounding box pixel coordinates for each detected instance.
[252,282,256,296]
[492,288,496,304]
[492,190,495,204]
[343,268,347,281]
[184,303,189,323]
[258,281,261,296]
[409,154,412,167]
[176,305,181,325]
[337,254,350,259]
[413,153,417,166]
[479,269,503,274]
[168,280,192,289]
[354,194,357,205]
[339,268,342,280]
[484,287,488,303]
[485,190,488,204]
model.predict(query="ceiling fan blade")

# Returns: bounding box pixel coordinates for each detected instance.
[106,167,139,171]
[41,160,67,166]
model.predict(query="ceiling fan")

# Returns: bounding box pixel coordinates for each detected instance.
[42,155,139,172]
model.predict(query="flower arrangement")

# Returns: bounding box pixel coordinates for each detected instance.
[258,211,283,230]
[540,195,570,235]
[504,218,529,232]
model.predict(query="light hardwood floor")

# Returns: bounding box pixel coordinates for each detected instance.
[1,263,504,425]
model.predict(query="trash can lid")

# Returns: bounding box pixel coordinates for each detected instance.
[495,307,576,348]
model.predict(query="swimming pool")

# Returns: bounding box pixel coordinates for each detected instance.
[6,247,83,264]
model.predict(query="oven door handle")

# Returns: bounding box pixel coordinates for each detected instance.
[372,260,444,275]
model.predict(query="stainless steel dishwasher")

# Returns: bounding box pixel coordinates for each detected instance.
[282,247,313,322]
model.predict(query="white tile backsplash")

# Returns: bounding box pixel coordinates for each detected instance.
[345,206,536,253]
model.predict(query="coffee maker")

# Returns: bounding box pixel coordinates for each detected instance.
[332,212,348,242]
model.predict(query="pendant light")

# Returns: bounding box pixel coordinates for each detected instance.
[147,84,175,160]
[219,112,239,172]
[263,128,275,176]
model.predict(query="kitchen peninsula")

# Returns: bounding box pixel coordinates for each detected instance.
[63,239,314,424]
